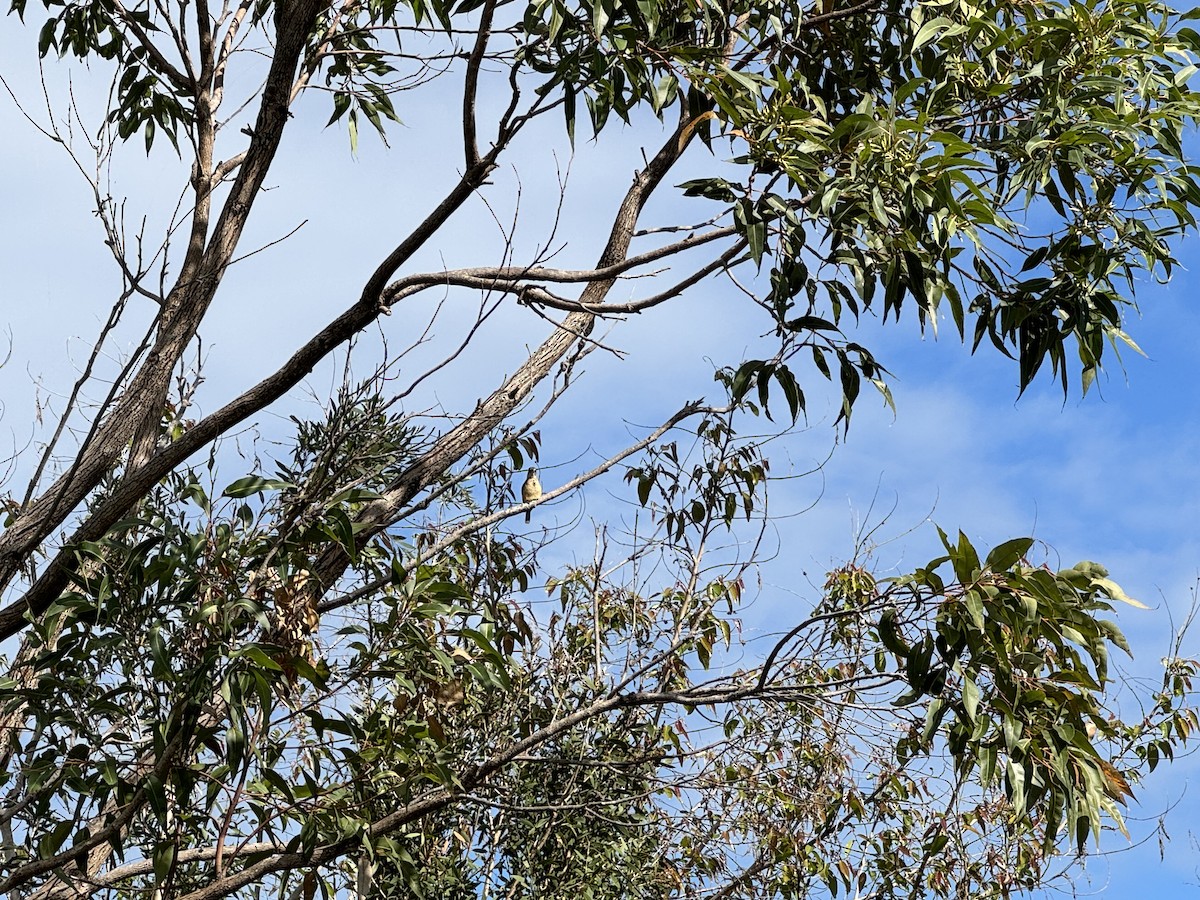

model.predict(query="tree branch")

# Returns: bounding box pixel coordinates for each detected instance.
[0,0,331,602]
[462,0,497,168]
[108,0,194,91]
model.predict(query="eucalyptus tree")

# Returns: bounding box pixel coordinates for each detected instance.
[0,0,1198,895]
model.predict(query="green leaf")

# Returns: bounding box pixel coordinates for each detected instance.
[735,198,766,267]
[233,645,284,671]
[963,590,984,629]
[922,698,948,744]
[37,18,56,56]
[38,819,73,859]
[226,723,245,775]
[144,773,168,824]
[961,675,980,722]
[774,365,804,422]
[902,250,928,310]
[592,0,610,34]
[949,531,981,583]
[984,537,1033,572]
[1091,576,1149,608]
[326,506,358,552]
[222,476,294,498]
[153,840,177,886]
[678,178,738,202]
[1005,759,1026,817]
[148,626,171,679]
[564,85,576,147]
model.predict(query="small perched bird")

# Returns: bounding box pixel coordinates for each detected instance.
[521,467,542,523]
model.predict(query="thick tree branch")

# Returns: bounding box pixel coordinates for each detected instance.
[377,224,737,299]
[0,78,544,641]
[0,726,188,896]
[521,239,748,313]
[162,669,850,900]
[0,0,329,602]
[35,842,285,897]
[316,399,727,620]
[306,110,705,595]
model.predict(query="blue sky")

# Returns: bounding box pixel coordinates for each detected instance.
[2,10,1200,895]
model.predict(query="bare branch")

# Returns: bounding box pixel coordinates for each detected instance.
[462,0,498,168]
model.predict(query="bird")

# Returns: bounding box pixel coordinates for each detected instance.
[521,467,542,523]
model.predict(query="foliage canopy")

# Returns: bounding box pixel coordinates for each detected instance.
[0,0,1198,894]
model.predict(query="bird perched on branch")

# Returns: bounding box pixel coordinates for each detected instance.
[521,467,542,523]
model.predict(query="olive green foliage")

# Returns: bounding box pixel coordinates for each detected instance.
[2,0,1199,894]
[522,0,1195,403]
[4,396,1195,900]
[14,0,1200,407]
